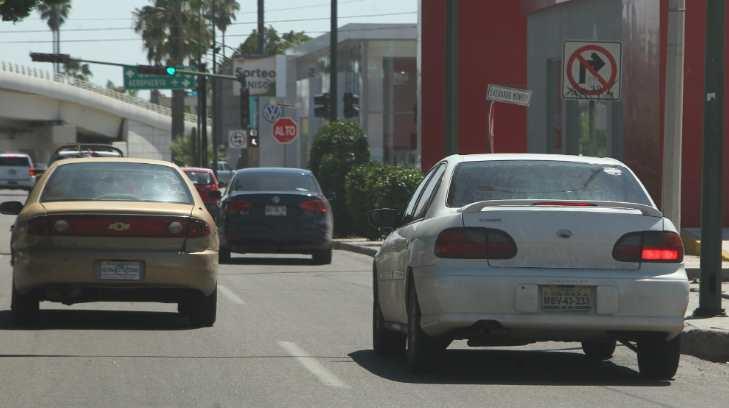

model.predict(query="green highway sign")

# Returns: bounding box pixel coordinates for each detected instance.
[123,66,197,90]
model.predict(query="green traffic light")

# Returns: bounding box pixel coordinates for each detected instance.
[165,66,177,76]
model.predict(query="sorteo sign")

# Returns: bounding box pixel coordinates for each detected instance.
[563,41,621,100]
[233,57,276,96]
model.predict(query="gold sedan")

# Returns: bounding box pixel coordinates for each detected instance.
[0,158,219,326]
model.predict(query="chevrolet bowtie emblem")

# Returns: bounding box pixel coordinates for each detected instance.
[108,222,131,232]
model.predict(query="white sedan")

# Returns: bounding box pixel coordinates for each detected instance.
[371,154,688,379]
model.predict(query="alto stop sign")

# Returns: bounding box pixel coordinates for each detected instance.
[272,117,298,145]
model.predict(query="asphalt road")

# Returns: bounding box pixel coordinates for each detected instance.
[0,190,728,408]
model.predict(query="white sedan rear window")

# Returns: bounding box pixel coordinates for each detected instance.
[448,160,652,207]
[41,163,193,204]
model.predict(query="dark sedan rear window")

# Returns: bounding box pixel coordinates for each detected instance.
[41,163,193,204]
[448,160,652,207]
[185,171,213,185]
[0,156,31,166]
[231,172,320,193]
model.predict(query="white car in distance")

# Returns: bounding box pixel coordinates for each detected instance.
[371,154,688,380]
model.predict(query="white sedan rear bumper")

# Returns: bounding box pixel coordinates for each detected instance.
[414,264,689,339]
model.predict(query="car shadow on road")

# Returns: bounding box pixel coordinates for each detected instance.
[222,257,315,266]
[0,310,194,331]
[349,348,670,386]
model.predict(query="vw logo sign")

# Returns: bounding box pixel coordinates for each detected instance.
[263,104,283,123]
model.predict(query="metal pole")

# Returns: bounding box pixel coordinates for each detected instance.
[171,0,185,141]
[695,0,726,317]
[199,63,209,168]
[258,0,265,55]
[662,0,686,229]
[444,0,459,155]
[330,0,338,121]
[211,0,219,175]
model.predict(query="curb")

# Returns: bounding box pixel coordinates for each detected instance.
[333,241,377,257]
[681,324,729,363]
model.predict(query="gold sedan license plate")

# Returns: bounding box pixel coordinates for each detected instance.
[97,261,143,281]
[541,285,593,313]
[265,205,287,216]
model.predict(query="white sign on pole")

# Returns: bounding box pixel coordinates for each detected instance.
[563,41,622,100]
[228,129,247,149]
[233,56,277,96]
[486,85,532,107]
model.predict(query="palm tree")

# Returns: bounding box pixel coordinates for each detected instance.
[209,0,240,60]
[134,0,216,140]
[37,0,72,75]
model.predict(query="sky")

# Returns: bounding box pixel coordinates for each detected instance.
[0,0,417,93]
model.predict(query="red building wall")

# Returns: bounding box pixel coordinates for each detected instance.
[420,0,527,170]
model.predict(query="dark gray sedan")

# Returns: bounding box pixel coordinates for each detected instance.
[218,168,333,264]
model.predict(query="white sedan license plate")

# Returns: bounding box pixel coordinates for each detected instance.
[541,285,593,313]
[97,261,144,281]
[265,205,287,216]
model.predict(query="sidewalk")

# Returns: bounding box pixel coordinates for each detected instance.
[334,238,729,363]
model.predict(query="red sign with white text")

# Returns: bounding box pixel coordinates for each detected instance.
[272,117,298,145]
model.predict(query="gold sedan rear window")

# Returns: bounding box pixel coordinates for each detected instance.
[41,162,193,204]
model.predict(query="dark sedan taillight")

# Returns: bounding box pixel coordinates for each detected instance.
[226,200,252,215]
[613,231,684,263]
[299,199,327,215]
[435,227,517,259]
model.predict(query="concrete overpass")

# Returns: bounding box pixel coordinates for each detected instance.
[0,61,199,164]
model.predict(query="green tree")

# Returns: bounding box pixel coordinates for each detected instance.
[309,121,370,235]
[170,132,222,167]
[36,0,71,75]
[63,59,92,82]
[1,0,38,22]
[209,0,240,54]
[235,27,311,56]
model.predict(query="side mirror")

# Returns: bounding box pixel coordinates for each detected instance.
[368,208,401,229]
[0,201,24,215]
[210,190,223,200]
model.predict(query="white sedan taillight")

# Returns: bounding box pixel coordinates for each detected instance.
[613,231,684,263]
[435,227,517,259]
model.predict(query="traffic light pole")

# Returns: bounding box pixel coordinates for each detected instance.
[444,0,459,155]
[211,0,219,178]
[329,0,338,121]
[198,63,208,169]
[695,0,726,317]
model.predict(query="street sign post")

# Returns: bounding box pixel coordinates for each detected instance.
[563,41,622,100]
[272,117,298,145]
[123,66,197,90]
[485,84,532,154]
[228,129,247,149]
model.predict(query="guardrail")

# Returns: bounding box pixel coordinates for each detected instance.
[0,61,201,124]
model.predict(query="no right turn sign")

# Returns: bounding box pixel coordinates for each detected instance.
[563,41,622,100]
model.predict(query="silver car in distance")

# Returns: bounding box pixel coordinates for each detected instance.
[371,154,688,379]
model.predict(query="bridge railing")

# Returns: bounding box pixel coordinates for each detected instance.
[1,61,199,123]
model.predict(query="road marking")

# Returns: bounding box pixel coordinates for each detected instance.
[218,284,245,305]
[277,341,350,389]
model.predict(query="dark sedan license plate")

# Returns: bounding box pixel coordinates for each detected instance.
[265,205,287,216]
[97,261,144,281]
[541,285,593,313]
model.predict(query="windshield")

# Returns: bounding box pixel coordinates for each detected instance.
[185,171,213,185]
[0,156,31,166]
[230,171,320,193]
[448,160,652,207]
[41,162,193,204]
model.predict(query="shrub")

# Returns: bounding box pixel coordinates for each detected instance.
[309,121,370,235]
[345,163,423,239]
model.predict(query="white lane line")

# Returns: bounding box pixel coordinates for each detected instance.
[277,341,350,389]
[218,284,246,305]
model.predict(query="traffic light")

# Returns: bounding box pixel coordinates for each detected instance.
[344,92,360,118]
[137,65,176,76]
[247,128,259,148]
[314,93,330,118]
[29,52,71,64]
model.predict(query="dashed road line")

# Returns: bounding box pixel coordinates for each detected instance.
[218,284,246,305]
[277,341,350,389]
